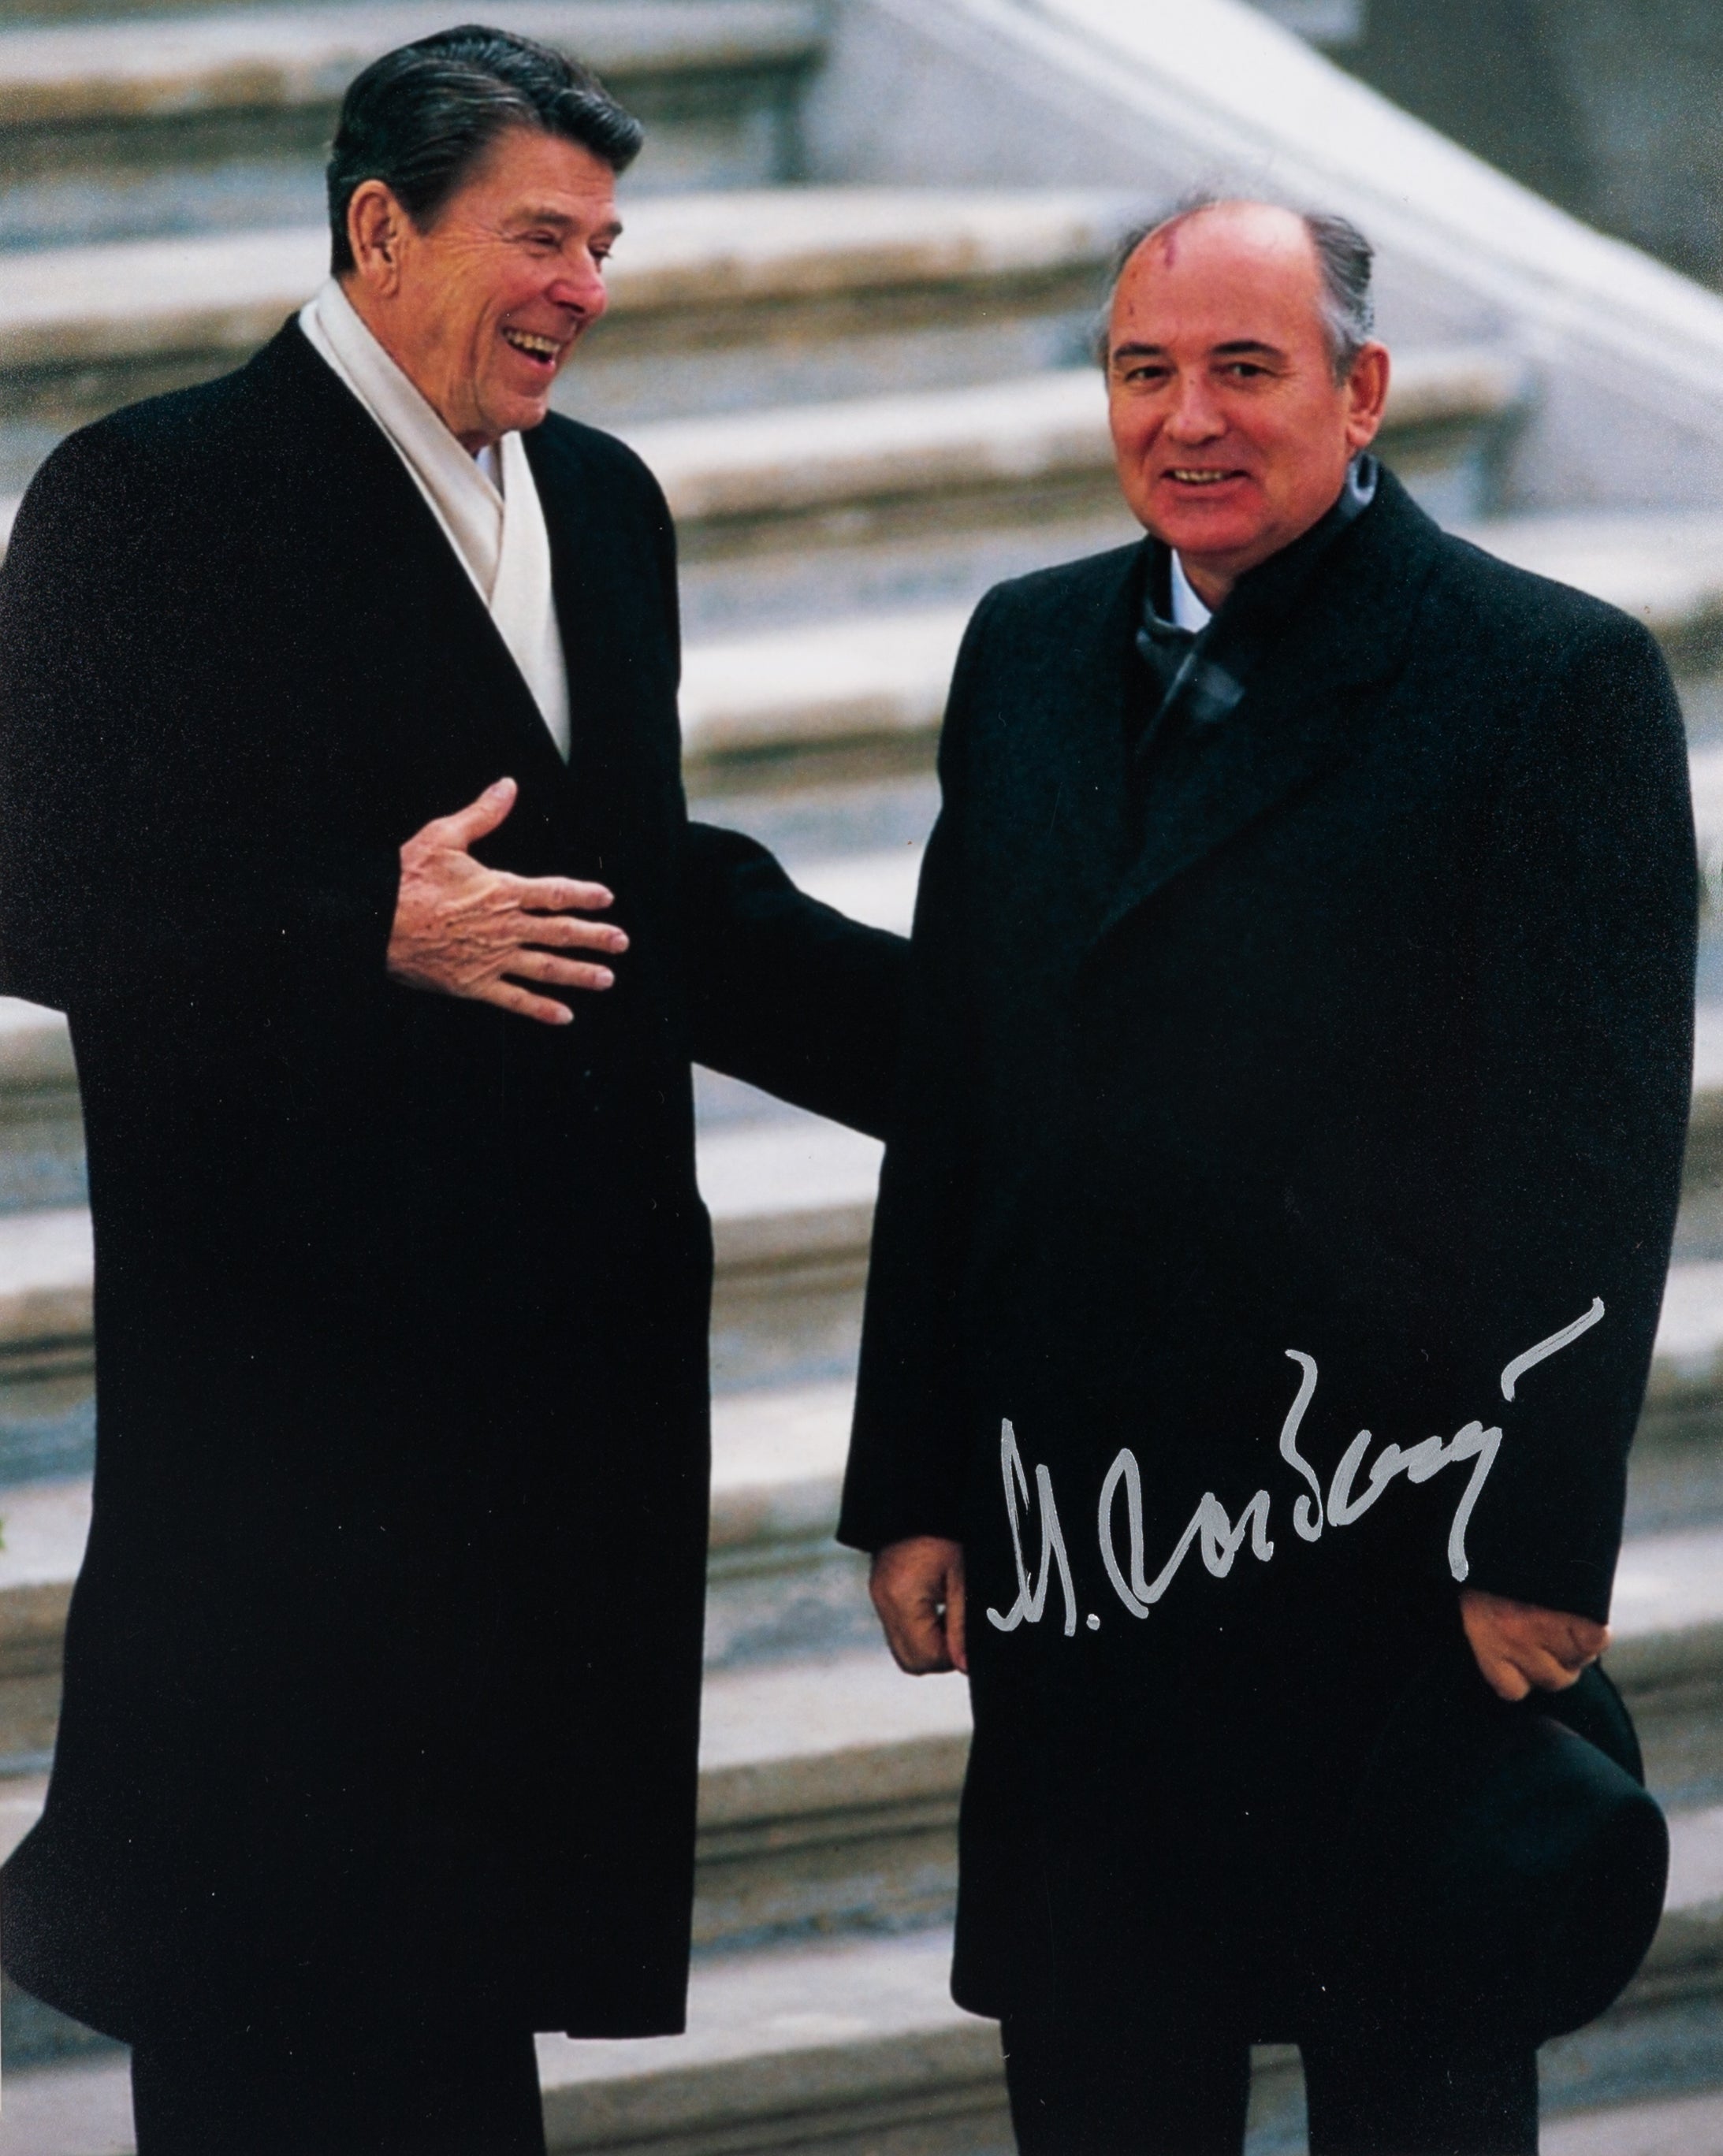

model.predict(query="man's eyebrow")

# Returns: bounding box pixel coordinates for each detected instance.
[1107,338,1290,362]
[511,208,624,240]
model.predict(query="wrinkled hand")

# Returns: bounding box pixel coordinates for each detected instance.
[871,1536,967,1675]
[1461,1587,1609,1701]
[388,778,627,1027]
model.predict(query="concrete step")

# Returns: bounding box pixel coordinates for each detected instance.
[0,1633,972,1965]
[0,1931,1001,2155]
[695,1645,969,1950]
[0,2,823,250]
[1639,1254,1723,1525]
[1466,512,1723,674]
[1604,1523,1723,1807]
[0,1619,969,2076]
[0,1369,870,1768]
[8,1775,1723,2155]
[1545,2087,1723,2156]
[792,845,921,937]
[706,1381,864,1668]
[701,1116,878,1396]
[6,1308,1722,1775]
[26,1295,1723,1784]
[2,1512,1723,2091]
[0,1634,973,2070]
[0,1207,94,1362]
[0,1099,869,1481]
[6,502,1705,763]
[682,604,965,767]
[0,994,84,1217]
[0,187,1134,491]
[1684,748,1723,932]
[0,1100,895,1474]
[0,1471,95,1768]
[5,1017,1723,1455]
[537,1928,1003,2156]
[0,336,1517,582]
[679,515,1723,766]
[5,1344,1723,1755]
[1683,1013,1723,1236]
[680,1510,1723,1828]
[0,496,1714,773]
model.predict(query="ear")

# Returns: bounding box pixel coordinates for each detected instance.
[347,180,409,297]
[1343,341,1391,451]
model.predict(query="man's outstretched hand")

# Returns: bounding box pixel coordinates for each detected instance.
[1461,1587,1609,1701]
[388,778,627,1027]
[871,1536,967,1675]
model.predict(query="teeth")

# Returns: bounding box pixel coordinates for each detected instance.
[1170,470,1229,484]
[504,329,559,359]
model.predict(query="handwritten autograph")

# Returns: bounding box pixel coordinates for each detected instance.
[988,1299,1606,1637]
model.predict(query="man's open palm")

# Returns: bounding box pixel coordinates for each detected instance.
[388,776,627,1026]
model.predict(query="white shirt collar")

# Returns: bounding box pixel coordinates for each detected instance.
[1170,551,1214,634]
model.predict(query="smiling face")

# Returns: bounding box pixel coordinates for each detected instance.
[341,125,620,452]
[1106,203,1390,607]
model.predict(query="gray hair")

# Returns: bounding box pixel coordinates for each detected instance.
[1093,195,1375,384]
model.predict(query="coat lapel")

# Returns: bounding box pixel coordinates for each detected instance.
[261,323,573,802]
[526,422,612,818]
[523,419,677,885]
[999,541,1147,956]
[1093,471,1446,949]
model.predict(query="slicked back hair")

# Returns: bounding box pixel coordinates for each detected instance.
[1095,195,1376,384]
[326,24,642,276]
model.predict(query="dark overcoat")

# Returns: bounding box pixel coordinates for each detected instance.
[0,322,902,2045]
[839,470,1696,2035]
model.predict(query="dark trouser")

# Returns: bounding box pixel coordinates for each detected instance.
[1001,2016,1539,2156]
[129,2006,548,2156]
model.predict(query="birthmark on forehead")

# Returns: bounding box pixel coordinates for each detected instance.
[1155,225,1181,270]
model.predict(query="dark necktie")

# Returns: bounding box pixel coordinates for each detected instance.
[1130,452,1379,774]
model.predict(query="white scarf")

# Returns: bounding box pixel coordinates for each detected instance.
[298,277,571,760]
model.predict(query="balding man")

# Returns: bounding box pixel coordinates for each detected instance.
[840,202,1695,2152]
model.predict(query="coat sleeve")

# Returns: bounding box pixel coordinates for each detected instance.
[1454,608,1696,1624]
[0,425,400,1017]
[608,433,907,1142]
[679,821,906,1139]
[836,596,996,1552]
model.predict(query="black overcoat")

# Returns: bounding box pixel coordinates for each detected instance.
[0,322,902,2045]
[839,470,1696,2035]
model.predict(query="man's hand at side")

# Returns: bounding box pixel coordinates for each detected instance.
[1461,1587,1609,1701]
[871,1537,967,1675]
[388,778,627,1027]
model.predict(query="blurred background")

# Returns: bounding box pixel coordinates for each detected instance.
[6,2,1723,2149]
[1261,0,1723,289]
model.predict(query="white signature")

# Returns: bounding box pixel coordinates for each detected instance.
[988,1299,1606,1637]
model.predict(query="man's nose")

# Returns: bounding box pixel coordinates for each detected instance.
[1164,377,1224,442]
[548,258,608,320]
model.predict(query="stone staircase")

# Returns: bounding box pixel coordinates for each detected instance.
[7,0,1723,2150]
